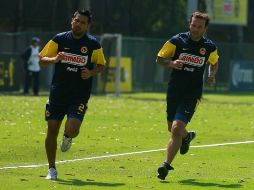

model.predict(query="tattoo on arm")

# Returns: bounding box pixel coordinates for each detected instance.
[156,57,172,67]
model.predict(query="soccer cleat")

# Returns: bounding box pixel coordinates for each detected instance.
[60,135,72,152]
[180,131,196,155]
[45,168,57,180]
[157,162,174,180]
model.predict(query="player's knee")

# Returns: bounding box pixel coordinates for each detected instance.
[66,127,80,138]
[171,124,182,136]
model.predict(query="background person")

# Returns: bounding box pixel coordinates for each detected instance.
[21,37,41,96]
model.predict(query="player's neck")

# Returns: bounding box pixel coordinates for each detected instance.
[190,35,203,42]
[72,32,86,39]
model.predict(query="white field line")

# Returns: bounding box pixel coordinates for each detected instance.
[0,140,253,170]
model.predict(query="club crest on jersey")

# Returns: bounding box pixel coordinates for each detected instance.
[81,46,88,54]
[179,53,205,67]
[61,52,88,66]
[200,48,206,55]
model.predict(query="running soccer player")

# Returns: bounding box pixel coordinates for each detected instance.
[39,9,106,180]
[156,12,219,180]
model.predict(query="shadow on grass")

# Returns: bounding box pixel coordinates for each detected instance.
[179,179,242,188]
[57,178,125,187]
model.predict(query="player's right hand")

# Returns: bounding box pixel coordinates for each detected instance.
[171,60,183,70]
[54,52,65,63]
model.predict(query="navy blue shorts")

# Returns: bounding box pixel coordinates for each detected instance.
[167,95,200,123]
[45,101,88,122]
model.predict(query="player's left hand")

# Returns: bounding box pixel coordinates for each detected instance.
[207,76,216,86]
[81,67,92,80]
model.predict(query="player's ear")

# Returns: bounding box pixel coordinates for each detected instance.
[71,17,74,24]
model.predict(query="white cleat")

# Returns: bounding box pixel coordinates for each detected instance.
[45,168,57,180]
[60,135,72,152]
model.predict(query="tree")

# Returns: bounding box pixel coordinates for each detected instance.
[91,0,187,38]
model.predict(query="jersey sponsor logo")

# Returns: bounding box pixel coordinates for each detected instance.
[61,52,88,66]
[66,67,78,72]
[81,46,88,54]
[200,48,206,55]
[184,66,195,72]
[179,53,205,67]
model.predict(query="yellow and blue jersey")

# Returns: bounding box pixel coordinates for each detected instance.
[40,31,106,105]
[158,32,219,98]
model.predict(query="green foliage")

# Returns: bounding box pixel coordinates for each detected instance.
[99,0,187,38]
[0,93,254,189]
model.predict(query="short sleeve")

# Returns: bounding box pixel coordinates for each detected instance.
[39,40,58,57]
[157,41,176,58]
[208,49,219,65]
[91,47,106,65]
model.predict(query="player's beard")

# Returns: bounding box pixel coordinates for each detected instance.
[72,26,86,38]
[190,31,204,41]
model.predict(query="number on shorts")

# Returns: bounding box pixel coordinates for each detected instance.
[78,103,85,113]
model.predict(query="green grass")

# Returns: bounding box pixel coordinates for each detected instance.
[0,92,254,190]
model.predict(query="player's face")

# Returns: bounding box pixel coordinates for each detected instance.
[189,17,207,41]
[71,14,89,37]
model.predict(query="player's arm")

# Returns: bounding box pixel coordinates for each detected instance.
[156,41,183,70]
[156,57,183,70]
[40,53,64,66]
[207,49,219,85]
[81,47,106,80]
[39,40,62,66]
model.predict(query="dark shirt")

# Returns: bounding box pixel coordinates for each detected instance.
[40,31,105,105]
[158,32,219,98]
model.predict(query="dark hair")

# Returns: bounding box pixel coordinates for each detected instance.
[73,9,92,23]
[190,12,210,27]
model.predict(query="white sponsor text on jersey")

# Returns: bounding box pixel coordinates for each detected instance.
[61,52,88,66]
[179,53,205,67]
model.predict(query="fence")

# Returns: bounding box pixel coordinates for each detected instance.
[0,32,253,93]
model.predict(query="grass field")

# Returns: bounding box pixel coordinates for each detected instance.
[0,92,254,190]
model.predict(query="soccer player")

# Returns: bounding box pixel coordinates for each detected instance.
[156,12,219,180]
[39,9,106,180]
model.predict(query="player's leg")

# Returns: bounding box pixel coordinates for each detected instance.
[165,95,189,164]
[166,120,187,164]
[158,120,187,180]
[158,94,180,180]
[179,98,199,154]
[44,102,65,180]
[64,118,82,137]
[45,120,62,168]
[60,118,82,152]
[60,102,87,152]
